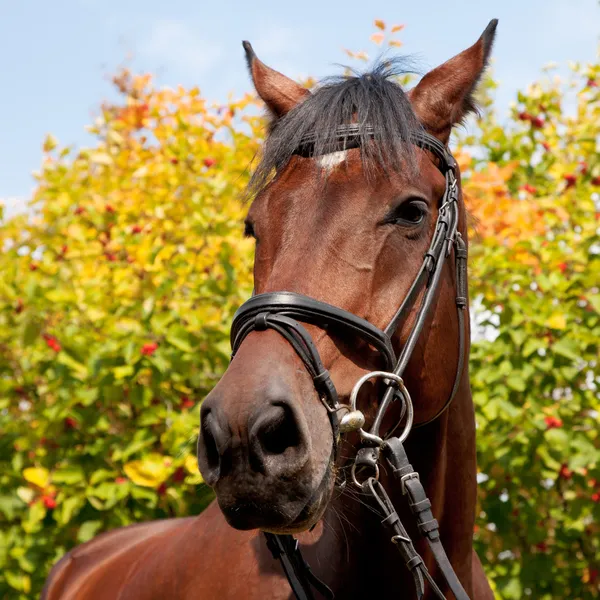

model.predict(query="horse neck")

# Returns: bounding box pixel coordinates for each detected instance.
[326,374,477,596]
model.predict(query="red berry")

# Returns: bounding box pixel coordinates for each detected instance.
[157,483,167,496]
[115,477,127,485]
[564,174,576,187]
[141,342,158,356]
[64,416,78,430]
[42,496,57,510]
[180,396,194,410]
[544,416,563,429]
[592,492,600,503]
[535,542,548,552]
[170,158,179,165]
[43,334,62,353]
[559,464,572,479]
[591,176,600,186]
[542,142,551,151]
[15,298,24,314]
[106,204,115,214]
[172,467,186,483]
[74,206,85,215]
[531,117,544,128]
[30,263,38,271]
[587,79,598,88]
[520,184,537,195]
[131,225,143,234]
[558,262,567,273]
[518,112,531,121]
[203,158,216,168]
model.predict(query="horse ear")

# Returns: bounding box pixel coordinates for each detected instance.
[408,19,498,143]
[242,41,310,118]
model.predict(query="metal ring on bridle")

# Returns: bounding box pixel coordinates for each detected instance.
[349,371,415,445]
[351,461,379,488]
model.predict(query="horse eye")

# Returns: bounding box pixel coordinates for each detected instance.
[244,220,256,239]
[387,199,427,226]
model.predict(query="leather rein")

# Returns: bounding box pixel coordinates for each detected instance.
[229,127,470,599]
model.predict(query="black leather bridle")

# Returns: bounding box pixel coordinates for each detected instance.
[230,127,470,599]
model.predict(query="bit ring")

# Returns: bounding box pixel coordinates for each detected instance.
[349,371,414,445]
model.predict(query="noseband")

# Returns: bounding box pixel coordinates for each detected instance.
[230,127,470,600]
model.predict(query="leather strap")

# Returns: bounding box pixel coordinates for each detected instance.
[364,478,446,600]
[383,438,470,600]
[264,533,335,600]
[231,291,396,370]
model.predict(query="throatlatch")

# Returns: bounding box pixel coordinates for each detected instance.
[230,128,469,600]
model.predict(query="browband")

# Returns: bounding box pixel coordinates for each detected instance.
[293,125,457,175]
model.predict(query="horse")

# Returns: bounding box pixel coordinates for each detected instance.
[42,19,498,600]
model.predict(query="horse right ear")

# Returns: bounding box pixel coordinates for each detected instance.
[408,19,498,144]
[242,41,310,118]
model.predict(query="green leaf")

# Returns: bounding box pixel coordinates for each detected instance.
[166,325,194,353]
[551,338,580,362]
[77,521,102,543]
[544,428,570,452]
[56,495,85,525]
[52,466,85,485]
[21,317,41,346]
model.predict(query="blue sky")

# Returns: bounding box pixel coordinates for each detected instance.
[1,0,599,216]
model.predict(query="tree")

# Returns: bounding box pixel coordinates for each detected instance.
[0,70,258,599]
[465,59,600,598]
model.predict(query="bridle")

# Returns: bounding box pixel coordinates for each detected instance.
[229,126,470,599]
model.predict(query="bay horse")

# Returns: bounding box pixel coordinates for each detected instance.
[43,19,498,600]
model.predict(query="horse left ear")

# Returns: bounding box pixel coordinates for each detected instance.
[408,19,498,143]
[242,41,311,118]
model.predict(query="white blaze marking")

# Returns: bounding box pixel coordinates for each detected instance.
[318,150,348,171]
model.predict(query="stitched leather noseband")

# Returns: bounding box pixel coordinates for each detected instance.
[229,127,470,600]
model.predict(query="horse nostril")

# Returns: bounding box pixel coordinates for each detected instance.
[249,401,308,475]
[202,415,220,470]
[197,408,229,485]
[257,403,301,456]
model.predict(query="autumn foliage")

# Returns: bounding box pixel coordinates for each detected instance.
[0,21,599,599]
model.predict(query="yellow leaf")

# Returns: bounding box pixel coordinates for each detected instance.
[89,151,113,166]
[389,40,403,48]
[124,454,170,488]
[374,19,385,30]
[370,33,385,46]
[184,454,200,476]
[546,314,567,330]
[132,165,148,178]
[391,24,405,33]
[107,130,124,146]
[43,134,58,153]
[23,467,50,488]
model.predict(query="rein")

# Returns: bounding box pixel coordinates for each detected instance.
[230,127,469,599]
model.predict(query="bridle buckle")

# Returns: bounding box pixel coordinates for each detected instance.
[400,472,420,495]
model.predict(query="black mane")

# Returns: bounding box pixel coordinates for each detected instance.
[248,58,422,196]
